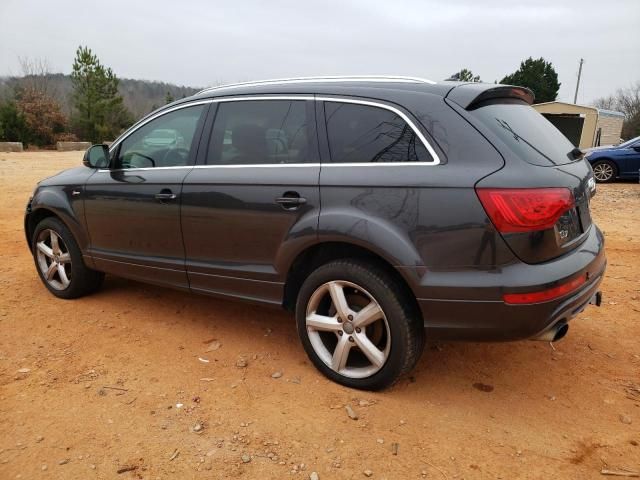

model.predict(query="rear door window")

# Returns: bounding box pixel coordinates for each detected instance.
[469,100,577,166]
[207,100,311,165]
[324,102,433,163]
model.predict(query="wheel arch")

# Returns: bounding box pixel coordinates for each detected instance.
[26,190,91,257]
[282,241,422,320]
[25,208,63,251]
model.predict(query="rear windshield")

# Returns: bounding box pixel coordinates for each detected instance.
[470,100,577,166]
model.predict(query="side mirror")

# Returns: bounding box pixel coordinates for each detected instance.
[83,144,110,169]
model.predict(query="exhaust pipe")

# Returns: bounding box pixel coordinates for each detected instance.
[532,322,569,342]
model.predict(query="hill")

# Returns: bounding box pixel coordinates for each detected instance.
[0,74,201,120]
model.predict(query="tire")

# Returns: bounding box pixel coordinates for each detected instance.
[295,259,424,390]
[31,217,104,299]
[592,160,617,183]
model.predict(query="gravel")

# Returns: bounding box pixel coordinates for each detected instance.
[620,414,632,424]
[345,405,358,420]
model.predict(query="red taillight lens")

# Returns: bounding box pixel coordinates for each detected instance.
[503,274,587,304]
[476,188,574,233]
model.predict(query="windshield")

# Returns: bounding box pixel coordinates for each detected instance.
[470,100,577,166]
[618,136,640,148]
[149,129,176,140]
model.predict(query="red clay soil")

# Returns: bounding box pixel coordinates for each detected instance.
[1,152,638,479]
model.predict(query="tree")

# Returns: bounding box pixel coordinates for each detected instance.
[593,95,616,110]
[500,57,560,103]
[70,46,132,142]
[15,87,67,146]
[165,91,174,104]
[593,81,640,139]
[446,69,481,82]
[18,56,56,98]
[0,101,29,144]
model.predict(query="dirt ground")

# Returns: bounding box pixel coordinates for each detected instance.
[0,151,638,480]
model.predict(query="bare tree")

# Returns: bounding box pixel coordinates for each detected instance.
[593,95,616,110]
[592,82,640,139]
[18,56,56,97]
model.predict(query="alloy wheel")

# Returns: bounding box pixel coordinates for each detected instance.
[305,280,391,379]
[593,163,614,182]
[36,229,72,290]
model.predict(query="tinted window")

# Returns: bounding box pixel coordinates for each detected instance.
[470,100,577,166]
[324,102,432,163]
[208,100,310,165]
[116,105,204,169]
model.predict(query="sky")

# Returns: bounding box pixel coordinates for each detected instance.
[1,0,639,105]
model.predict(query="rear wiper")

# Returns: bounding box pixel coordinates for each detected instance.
[568,147,584,160]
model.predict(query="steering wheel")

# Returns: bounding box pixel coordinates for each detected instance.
[123,152,156,168]
[161,147,190,166]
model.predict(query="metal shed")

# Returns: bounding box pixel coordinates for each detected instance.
[533,101,625,149]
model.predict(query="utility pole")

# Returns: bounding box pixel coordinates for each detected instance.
[573,58,584,104]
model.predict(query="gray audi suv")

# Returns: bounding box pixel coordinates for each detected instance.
[25,76,606,390]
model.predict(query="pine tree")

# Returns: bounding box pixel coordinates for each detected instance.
[70,46,132,142]
[500,57,560,104]
[447,69,481,82]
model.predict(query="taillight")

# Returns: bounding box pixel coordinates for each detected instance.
[503,274,586,304]
[476,188,574,233]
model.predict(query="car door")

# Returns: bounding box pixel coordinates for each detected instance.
[619,140,640,176]
[181,97,320,304]
[84,103,208,289]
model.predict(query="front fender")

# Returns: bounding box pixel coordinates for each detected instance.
[27,186,91,254]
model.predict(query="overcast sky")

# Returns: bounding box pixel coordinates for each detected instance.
[1,0,638,104]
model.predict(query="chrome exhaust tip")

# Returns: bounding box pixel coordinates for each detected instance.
[532,322,569,342]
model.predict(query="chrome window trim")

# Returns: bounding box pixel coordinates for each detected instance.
[317,96,440,165]
[108,99,214,153]
[107,94,441,169]
[197,75,436,94]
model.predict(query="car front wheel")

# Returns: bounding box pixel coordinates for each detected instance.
[31,217,104,299]
[295,259,424,390]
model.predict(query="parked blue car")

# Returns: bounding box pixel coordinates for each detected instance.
[585,135,640,182]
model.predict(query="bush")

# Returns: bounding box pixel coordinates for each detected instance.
[16,87,68,147]
[0,101,30,146]
[54,132,79,143]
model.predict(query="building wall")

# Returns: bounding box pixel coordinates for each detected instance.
[596,114,624,146]
[533,102,598,149]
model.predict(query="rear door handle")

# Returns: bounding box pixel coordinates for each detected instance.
[155,189,177,202]
[275,192,307,210]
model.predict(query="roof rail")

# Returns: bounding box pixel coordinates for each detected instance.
[196,75,436,95]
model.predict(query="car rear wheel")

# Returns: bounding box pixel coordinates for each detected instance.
[295,259,424,390]
[592,160,616,183]
[31,217,104,299]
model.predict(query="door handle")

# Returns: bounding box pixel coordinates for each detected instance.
[155,189,177,202]
[275,192,307,210]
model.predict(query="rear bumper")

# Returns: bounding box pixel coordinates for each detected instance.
[409,224,606,341]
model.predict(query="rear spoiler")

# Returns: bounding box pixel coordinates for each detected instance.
[446,83,535,110]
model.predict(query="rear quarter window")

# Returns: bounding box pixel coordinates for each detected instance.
[469,100,577,166]
[324,102,433,163]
